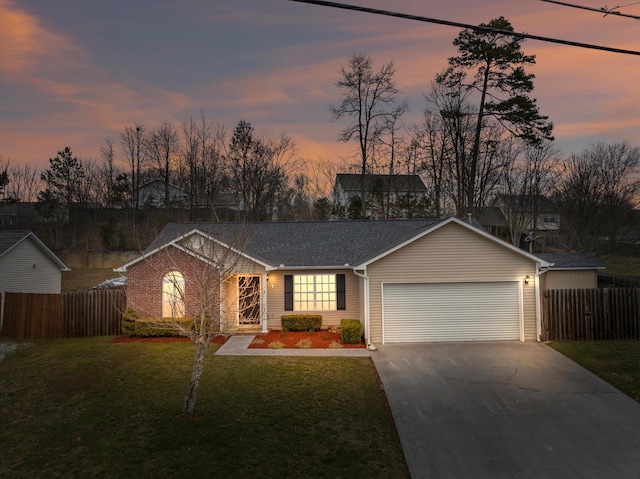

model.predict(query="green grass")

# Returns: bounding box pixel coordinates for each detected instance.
[0,338,409,479]
[549,341,640,403]
[596,255,640,276]
[62,268,119,292]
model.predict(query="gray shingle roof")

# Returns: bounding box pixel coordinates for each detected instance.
[0,230,69,270]
[0,230,31,257]
[146,220,446,268]
[537,253,605,270]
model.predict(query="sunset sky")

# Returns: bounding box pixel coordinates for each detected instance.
[1,0,639,171]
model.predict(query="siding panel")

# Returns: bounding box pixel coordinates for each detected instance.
[383,282,521,342]
[0,238,62,294]
[367,222,538,343]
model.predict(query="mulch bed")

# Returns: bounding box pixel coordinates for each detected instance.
[248,330,365,349]
[111,335,228,344]
[111,331,365,349]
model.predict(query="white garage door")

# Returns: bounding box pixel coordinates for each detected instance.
[383,282,521,343]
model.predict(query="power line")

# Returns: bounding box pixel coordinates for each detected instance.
[286,0,640,56]
[539,0,640,20]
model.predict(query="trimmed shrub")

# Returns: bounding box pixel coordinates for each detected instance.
[340,319,363,344]
[133,317,193,337]
[121,308,138,336]
[296,338,313,349]
[281,315,322,332]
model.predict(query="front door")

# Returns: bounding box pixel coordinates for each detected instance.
[238,275,261,325]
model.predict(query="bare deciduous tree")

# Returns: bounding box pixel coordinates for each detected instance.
[226,120,293,221]
[120,123,146,242]
[146,121,180,208]
[331,53,403,217]
[554,141,640,251]
[498,140,559,247]
[421,75,509,217]
[126,226,255,417]
[98,139,128,209]
[180,111,228,213]
[5,162,43,203]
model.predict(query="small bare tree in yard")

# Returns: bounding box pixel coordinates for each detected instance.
[128,226,255,417]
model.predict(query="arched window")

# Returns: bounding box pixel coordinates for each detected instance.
[163,271,185,318]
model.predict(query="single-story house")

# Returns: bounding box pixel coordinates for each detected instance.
[0,230,70,295]
[117,217,555,345]
[536,253,605,291]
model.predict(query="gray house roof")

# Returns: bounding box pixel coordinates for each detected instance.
[117,217,551,273]
[0,230,70,270]
[536,253,605,270]
[0,230,31,257]
[146,219,445,268]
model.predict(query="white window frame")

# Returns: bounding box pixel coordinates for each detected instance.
[163,271,185,318]
[293,274,337,311]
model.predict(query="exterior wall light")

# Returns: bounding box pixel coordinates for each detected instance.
[524,275,531,285]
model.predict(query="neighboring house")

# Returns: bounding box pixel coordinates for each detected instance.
[536,253,605,291]
[0,230,70,295]
[132,179,191,208]
[116,217,555,345]
[333,173,428,218]
[493,194,560,233]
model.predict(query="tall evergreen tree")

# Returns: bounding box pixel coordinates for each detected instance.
[439,17,554,215]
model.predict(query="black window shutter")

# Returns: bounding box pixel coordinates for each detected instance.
[337,274,346,310]
[284,275,293,311]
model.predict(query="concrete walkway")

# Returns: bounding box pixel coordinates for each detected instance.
[215,335,370,357]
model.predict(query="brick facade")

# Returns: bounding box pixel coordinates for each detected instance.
[126,246,220,322]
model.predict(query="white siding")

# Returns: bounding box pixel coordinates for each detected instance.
[0,237,62,294]
[367,222,538,343]
[542,270,597,290]
[382,282,521,342]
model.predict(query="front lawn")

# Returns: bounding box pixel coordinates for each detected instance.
[549,340,640,403]
[0,338,409,479]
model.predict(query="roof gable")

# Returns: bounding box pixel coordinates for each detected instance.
[0,230,70,271]
[358,217,550,268]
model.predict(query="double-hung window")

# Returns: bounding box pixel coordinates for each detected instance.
[284,273,346,311]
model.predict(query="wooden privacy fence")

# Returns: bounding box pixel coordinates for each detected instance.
[1,290,125,339]
[62,290,125,338]
[1,293,61,339]
[543,288,640,341]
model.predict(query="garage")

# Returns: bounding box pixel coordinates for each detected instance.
[382,281,522,343]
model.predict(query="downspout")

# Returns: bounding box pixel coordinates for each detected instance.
[535,265,549,342]
[352,267,374,350]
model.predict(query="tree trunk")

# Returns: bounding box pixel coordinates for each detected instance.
[183,339,209,417]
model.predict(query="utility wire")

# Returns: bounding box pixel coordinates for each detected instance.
[286,0,640,56]
[539,0,640,20]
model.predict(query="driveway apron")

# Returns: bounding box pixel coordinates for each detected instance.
[371,342,640,479]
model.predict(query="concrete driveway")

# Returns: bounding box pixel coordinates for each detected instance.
[371,342,640,479]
